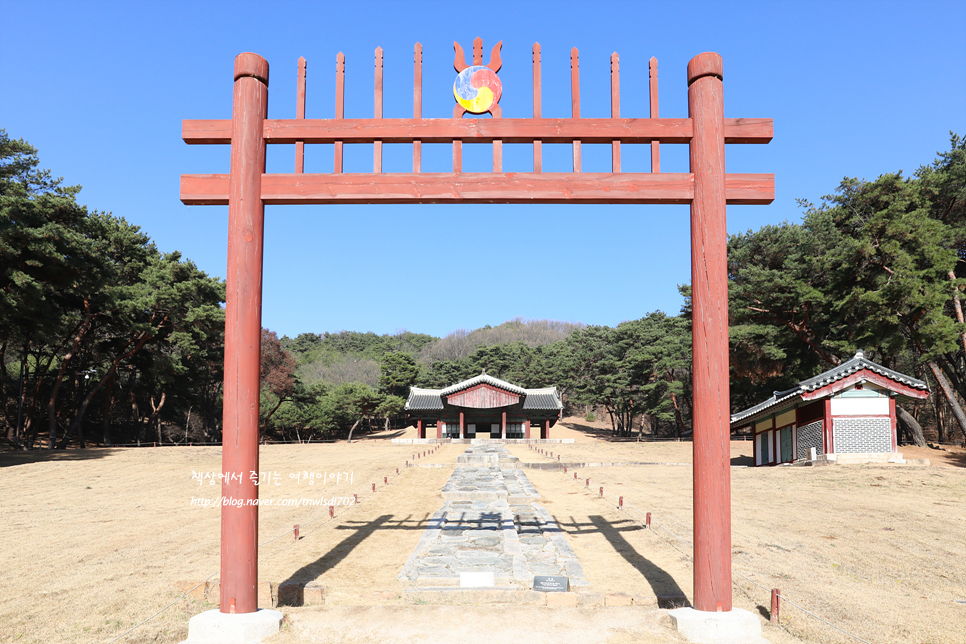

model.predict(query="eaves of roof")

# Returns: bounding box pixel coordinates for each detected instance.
[405,387,444,411]
[521,387,563,410]
[730,350,929,427]
[439,372,527,396]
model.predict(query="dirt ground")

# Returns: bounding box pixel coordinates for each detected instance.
[1,422,963,644]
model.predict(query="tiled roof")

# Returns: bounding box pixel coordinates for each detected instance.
[731,350,929,426]
[797,349,927,393]
[522,387,563,411]
[405,387,444,411]
[405,373,562,412]
[439,372,527,396]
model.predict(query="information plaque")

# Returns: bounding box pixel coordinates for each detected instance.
[533,575,569,592]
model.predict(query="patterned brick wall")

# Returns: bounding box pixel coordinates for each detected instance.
[832,417,892,453]
[797,420,823,459]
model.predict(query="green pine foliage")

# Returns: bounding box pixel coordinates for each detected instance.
[6,129,961,446]
[1,130,225,448]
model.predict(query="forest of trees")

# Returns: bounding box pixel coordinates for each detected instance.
[2,129,963,448]
[1,130,225,448]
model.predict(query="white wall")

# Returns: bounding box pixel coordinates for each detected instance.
[830,397,889,416]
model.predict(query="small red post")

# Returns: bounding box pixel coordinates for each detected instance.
[618,496,623,509]
[646,512,652,528]
[557,455,560,461]
[599,486,604,497]
[585,478,589,487]
[354,493,358,504]
[293,524,299,542]
[328,506,334,519]
[405,460,409,467]
[384,476,388,485]
[564,467,567,473]
[372,483,376,492]
[396,467,399,474]
[771,589,780,623]
[574,472,577,480]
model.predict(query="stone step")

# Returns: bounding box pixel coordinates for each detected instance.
[400,444,590,592]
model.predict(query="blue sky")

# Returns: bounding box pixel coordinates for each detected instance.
[2,0,964,339]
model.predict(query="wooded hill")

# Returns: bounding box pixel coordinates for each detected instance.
[2,130,964,447]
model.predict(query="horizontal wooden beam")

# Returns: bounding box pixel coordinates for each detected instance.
[183,117,772,145]
[180,172,774,205]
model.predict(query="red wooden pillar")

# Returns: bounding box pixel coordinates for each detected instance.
[824,399,833,454]
[501,411,507,439]
[436,418,442,440]
[524,419,531,439]
[889,397,897,451]
[543,419,550,440]
[417,418,424,439]
[459,411,465,439]
[220,52,268,615]
[688,52,732,614]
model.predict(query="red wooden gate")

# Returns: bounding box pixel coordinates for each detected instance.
[181,39,773,617]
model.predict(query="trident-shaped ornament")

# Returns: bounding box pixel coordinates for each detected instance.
[453,37,503,117]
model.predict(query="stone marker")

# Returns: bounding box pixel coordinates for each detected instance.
[460,571,496,587]
[533,575,569,592]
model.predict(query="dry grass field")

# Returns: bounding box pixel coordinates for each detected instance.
[1,421,963,644]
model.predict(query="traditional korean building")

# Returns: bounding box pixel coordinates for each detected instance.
[731,350,929,466]
[405,372,563,440]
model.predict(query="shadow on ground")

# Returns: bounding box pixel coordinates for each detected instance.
[0,446,115,467]
[555,513,690,608]
[280,513,431,588]
[564,422,690,443]
[356,429,407,441]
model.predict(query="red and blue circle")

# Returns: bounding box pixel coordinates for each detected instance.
[453,66,502,113]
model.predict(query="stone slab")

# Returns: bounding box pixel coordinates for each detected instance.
[303,583,325,606]
[576,592,605,607]
[180,609,283,644]
[257,581,274,609]
[404,587,546,605]
[460,571,495,587]
[605,593,633,607]
[277,581,303,607]
[545,592,578,607]
[401,444,590,593]
[668,607,767,644]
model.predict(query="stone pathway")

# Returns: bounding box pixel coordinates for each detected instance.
[399,444,588,588]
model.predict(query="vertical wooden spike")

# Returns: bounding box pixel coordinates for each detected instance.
[570,47,581,173]
[611,52,620,173]
[334,52,344,173]
[374,47,383,173]
[487,41,503,72]
[649,56,660,173]
[453,102,464,172]
[453,41,468,73]
[295,57,306,173]
[473,37,483,66]
[492,115,502,173]
[414,43,422,173]
[533,43,542,173]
